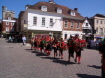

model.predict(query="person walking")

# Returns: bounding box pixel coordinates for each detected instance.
[67,36,74,62]
[74,34,82,64]
[98,43,105,78]
[30,37,34,50]
[22,35,26,46]
[59,38,65,59]
[52,39,58,58]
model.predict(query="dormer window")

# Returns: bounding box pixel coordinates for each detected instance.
[25,6,28,10]
[41,6,47,11]
[70,11,75,16]
[57,8,62,14]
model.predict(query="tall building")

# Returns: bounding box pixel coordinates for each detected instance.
[1,6,17,37]
[90,14,105,38]
[18,0,84,41]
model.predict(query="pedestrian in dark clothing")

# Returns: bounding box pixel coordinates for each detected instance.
[98,43,105,78]
[67,36,74,62]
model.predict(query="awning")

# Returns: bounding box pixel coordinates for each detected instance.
[94,37,103,38]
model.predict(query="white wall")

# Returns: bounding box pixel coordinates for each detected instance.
[82,19,92,29]
[62,30,82,39]
[27,9,62,31]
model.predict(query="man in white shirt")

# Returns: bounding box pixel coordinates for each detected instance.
[22,35,26,45]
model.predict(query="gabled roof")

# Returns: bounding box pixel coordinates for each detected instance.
[85,17,94,28]
[95,14,105,17]
[27,1,84,18]
[91,14,105,18]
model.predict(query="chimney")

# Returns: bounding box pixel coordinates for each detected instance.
[74,8,78,12]
[49,0,55,4]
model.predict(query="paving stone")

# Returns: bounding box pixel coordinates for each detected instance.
[0,39,101,78]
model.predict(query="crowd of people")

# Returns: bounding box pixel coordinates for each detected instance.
[29,35,105,77]
[8,35,22,42]
[2,33,105,77]
[87,38,102,50]
[29,34,87,64]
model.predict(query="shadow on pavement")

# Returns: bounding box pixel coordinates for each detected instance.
[76,74,100,78]
[41,56,56,60]
[25,49,32,50]
[52,59,76,66]
[41,56,76,65]
[87,65,101,69]
[24,49,76,65]
[36,53,48,56]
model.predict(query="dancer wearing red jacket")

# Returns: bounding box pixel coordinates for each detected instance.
[74,34,82,64]
[59,38,65,59]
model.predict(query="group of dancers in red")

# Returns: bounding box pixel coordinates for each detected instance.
[29,34,87,64]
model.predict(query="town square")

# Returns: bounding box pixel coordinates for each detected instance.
[0,38,101,78]
[0,0,105,78]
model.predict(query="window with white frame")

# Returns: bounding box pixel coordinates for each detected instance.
[57,8,62,14]
[96,28,98,33]
[77,22,80,29]
[100,20,103,24]
[8,17,11,20]
[71,21,74,28]
[49,18,53,27]
[64,20,68,28]
[11,22,14,26]
[104,20,105,24]
[100,28,103,35]
[42,17,45,26]
[41,6,47,11]
[6,27,9,31]
[33,17,37,25]
[96,20,98,24]
[71,11,75,16]
[104,28,105,33]
[6,22,9,25]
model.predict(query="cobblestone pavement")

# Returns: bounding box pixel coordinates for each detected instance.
[0,38,101,78]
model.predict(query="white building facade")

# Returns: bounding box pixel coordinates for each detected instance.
[21,9,62,40]
[19,1,84,41]
[82,17,93,41]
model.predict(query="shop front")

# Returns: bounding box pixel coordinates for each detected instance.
[25,30,62,42]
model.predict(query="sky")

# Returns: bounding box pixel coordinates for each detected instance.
[0,0,105,19]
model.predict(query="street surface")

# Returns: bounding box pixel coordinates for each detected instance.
[0,38,101,78]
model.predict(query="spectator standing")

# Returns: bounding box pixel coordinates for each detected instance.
[95,38,100,49]
[9,36,12,42]
[90,39,95,49]
[1,34,3,39]
[22,35,26,45]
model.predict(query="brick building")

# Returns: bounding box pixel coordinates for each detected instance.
[18,0,84,41]
[1,6,18,38]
